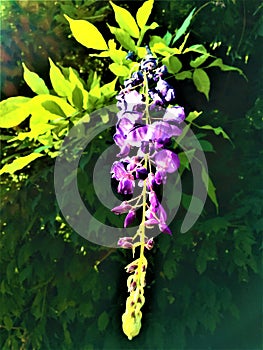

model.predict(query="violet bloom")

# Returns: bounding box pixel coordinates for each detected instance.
[111,201,132,215]
[124,210,136,227]
[145,194,172,235]
[154,150,180,173]
[163,106,185,124]
[111,161,135,195]
[118,237,133,249]
[156,79,176,103]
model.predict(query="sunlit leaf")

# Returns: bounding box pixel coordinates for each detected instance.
[190,54,209,68]
[0,96,31,128]
[109,63,130,76]
[193,68,210,100]
[49,58,72,98]
[22,63,49,95]
[64,15,108,50]
[208,58,245,78]
[172,7,196,44]
[108,25,136,51]
[195,124,231,141]
[136,0,154,29]
[109,1,139,38]
[186,111,202,123]
[162,55,182,74]
[175,71,192,80]
[183,44,208,54]
[0,153,44,175]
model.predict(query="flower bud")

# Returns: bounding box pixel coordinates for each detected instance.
[111,202,132,215]
[124,210,136,228]
[118,236,133,249]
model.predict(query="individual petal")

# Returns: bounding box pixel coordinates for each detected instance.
[145,237,154,250]
[124,210,136,227]
[154,150,180,173]
[111,201,132,215]
[155,170,167,185]
[136,167,148,180]
[118,237,134,249]
[159,223,172,235]
[163,106,185,124]
[118,176,135,195]
[156,79,175,99]
[149,191,159,210]
[111,161,127,180]
[165,88,176,103]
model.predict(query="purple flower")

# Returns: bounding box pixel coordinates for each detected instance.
[154,150,180,173]
[153,65,168,81]
[124,210,136,227]
[156,79,176,102]
[111,202,132,214]
[163,106,185,124]
[118,176,135,195]
[145,237,154,250]
[118,236,133,249]
[111,161,135,195]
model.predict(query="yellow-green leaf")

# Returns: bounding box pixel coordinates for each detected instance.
[64,15,108,50]
[0,153,44,175]
[109,63,130,77]
[108,25,136,52]
[136,0,154,29]
[162,56,182,74]
[0,96,31,128]
[22,63,49,95]
[49,58,72,97]
[109,1,139,38]
[193,68,210,100]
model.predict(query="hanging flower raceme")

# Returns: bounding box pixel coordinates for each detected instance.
[111,47,185,340]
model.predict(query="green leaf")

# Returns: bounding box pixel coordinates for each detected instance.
[64,15,108,50]
[196,124,231,141]
[72,85,84,110]
[186,110,202,123]
[48,58,72,97]
[193,68,210,100]
[100,77,118,98]
[172,7,196,44]
[190,54,209,68]
[3,315,13,331]
[183,44,208,54]
[175,71,192,80]
[0,96,31,128]
[22,63,49,95]
[109,63,130,76]
[163,31,172,46]
[108,25,136,51]
[0,153,44,175]
[110,1,139,38]
[201,167,219,212]
[136,0,154,29]
[98,311,109,331]
[207,58,245,77]
[162,56,182,74]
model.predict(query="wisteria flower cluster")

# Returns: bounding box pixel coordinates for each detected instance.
[111,47,185,340]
